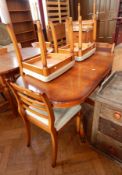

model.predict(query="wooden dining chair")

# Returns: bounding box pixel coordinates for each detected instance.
[8,81,82,167]
[6,21,74,82]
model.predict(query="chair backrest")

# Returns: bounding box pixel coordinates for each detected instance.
[49,22,66,52]
[9,82,55,132]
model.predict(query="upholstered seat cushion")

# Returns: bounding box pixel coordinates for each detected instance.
[25,105,81,131]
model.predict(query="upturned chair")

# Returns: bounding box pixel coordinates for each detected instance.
[49,1,97,61]
[50,17,96,61]
[9,81,82,167]
[5,21,74,82]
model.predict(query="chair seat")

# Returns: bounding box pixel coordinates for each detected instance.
[25,105,81,131]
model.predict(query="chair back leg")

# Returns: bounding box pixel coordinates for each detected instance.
[50,129,58,167]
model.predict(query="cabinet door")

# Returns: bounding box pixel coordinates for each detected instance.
[80,0,119,42]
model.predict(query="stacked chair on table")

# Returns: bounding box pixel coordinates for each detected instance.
[49,2,97,62]
[6,20,75,82]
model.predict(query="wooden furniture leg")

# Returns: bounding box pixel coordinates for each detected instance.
[1,75,17,117]
[25,119,31,147]
[51,130,58,167]
[79,111,86,142]
[76,111,81,133]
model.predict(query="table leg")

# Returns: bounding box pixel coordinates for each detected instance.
[79,110,86,142]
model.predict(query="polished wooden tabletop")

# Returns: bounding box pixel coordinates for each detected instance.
[0,47,40,75]
[17,51,113,107]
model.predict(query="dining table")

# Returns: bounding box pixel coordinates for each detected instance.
[0,47,41,76]
[17,50,113,107]
[0,45,114,138]
[0,45,113,115]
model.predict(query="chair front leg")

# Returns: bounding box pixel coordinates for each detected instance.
[50,129,58,168]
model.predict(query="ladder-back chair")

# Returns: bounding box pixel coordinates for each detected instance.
[6,21,75,82]
[9,81,82,167]
[49,0,97,61]
[50,16,96,61]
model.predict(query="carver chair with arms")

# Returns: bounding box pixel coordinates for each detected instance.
[9,81,82,167]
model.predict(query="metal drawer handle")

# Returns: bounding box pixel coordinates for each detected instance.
[114,112,121,120]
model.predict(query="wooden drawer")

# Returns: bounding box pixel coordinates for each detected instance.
[96,132,122,162]
[98,117,122,143]
[100,104,122,124]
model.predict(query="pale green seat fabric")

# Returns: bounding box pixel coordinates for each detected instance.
[25,105,81,131]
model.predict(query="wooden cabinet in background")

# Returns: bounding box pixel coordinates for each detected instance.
[6,0,37,47]
[44,0,70,25]
[92,72,122,163]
